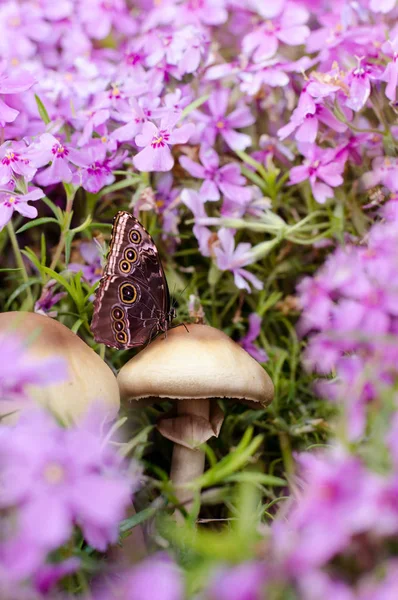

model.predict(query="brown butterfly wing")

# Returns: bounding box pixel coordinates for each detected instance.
[91,212,171,349]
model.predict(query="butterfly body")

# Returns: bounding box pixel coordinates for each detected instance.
[91,211,175,349]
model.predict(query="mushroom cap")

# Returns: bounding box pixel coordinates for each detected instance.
[0,311,120,423]
[117,323,273,407]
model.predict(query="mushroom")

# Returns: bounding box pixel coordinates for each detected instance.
[117,323,273,509]
[0,311,120,424]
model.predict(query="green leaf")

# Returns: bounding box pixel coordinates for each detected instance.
[180,94,209,120]
[34,94,51,124]
[0,267,22,272]
[42,196,62,219]
[99,177,141,196]
[5,278,40,310]
[224,472,286,486]
[16,217,59,234]
[119,505,158,533]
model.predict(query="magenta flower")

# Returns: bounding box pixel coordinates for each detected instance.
[133,113,195,172]
[181,188,213,257]
[0,141,36,186]
[362,156,398,193]
[93,554,184,600]
[0,187,44,230]
[239,313,268,363]
[242,2,310,62]
[345,62,379,112]
[180,0,228,26]
[369,0,396,12]
[0,66,35,126]
[380,37,398,103]
[180,145,251,202]
[278,91,346,143]
[69,241,103,285]
[79,142,116,194]
[197,89,254,151]
[289,143,347,204]
[34,279,67,318]
[207,562,268,600]
[0,331,67,403]
[0,408,137,581]
[28,134,88,187]
[214,228,263,292]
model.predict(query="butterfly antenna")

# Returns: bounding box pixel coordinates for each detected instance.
[171,283,190,311]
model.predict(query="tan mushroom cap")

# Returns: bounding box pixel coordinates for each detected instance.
[117,323,274,407]
[0,311,120,423]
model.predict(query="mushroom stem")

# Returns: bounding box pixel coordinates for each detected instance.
[170,398,209,512]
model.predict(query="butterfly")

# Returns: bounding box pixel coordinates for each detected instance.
[91,211,176,349]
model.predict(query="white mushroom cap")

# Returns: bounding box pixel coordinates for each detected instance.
[0,311,120,423]
[117,323,273,407]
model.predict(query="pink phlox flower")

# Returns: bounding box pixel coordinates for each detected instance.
[289,143,347,204]
[69,241,103,285]
[278,90,346,143]
[133,112,195,172]
[380,36,398,102]
[0,141,36,185]
[176,26,210,76]
[252,134,294,166]
[37,0,74,21]
[0,187,44,230]
[272,450,376,574]
[195,89,254,151]
[93,554,184,600]
[239,313,268,362]
[111,96,161,144]
[79,141,116,194]
[77,108,110,147]
[345,60,379,112]
[0,65,35,126]
[207,562,268,600]
[181,188,212,257]
[79,0,136,40]
[361,156,398,193]
[0,408,137,581]
[369,0,396,13]
[34,279,67,318]
[0,332,67,402]
[180,144,251,202]
[242,2,310,62]
[214,228,263,292]
[248,0,286,19]
[239,58,290,96]
[0,3,51,61]
[155,172,180,211]
[27,133,89,186]
[179,0,228,26]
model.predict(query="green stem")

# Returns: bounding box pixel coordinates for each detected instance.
[279,431,295,476]
[7,221,34,309]
[49,189,75,270]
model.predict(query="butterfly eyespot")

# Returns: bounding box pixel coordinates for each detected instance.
[112,320,125,332]
[129,229,142,244]
[124,247,138,263]
[111,307,124,320]
[116,330,128,344]
[119,259,131,273]
[120,282,138,304]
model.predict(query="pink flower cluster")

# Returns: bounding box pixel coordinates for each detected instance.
[298,198,398,438]
[0,0,395,295]
[0,408,138,592]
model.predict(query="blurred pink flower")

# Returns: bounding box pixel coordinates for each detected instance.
[239,313,268,363]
